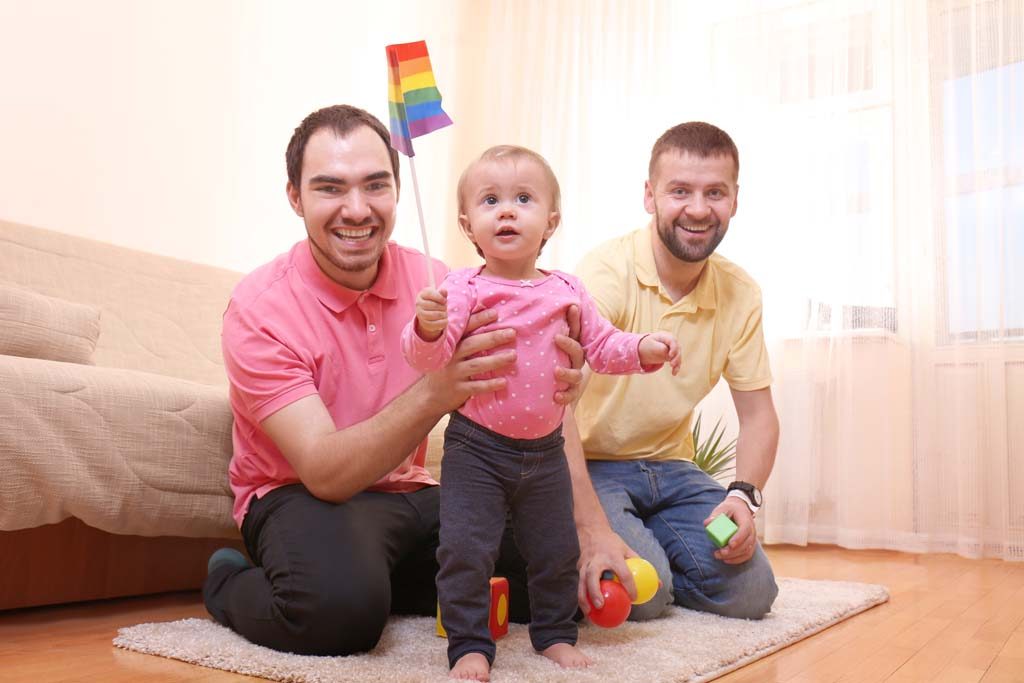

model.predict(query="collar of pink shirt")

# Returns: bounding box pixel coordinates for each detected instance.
[293,240,400,313]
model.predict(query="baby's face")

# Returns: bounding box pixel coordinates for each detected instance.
[458,158,559,271]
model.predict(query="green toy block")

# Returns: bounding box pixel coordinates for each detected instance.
[705,513,738,548]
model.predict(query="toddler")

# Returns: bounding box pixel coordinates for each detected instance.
[401,145,679,681]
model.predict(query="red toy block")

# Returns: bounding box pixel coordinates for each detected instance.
[488,576,510,639]
[437,576,510,640]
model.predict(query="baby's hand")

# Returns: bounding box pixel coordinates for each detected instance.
[639,332,680,375]
[415,287,448,341]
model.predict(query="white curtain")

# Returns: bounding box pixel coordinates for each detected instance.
[740,0,1023,561]
[446,0,1024,561]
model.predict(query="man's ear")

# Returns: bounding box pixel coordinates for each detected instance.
[732,183,740,217]
[544,211,561,239]
[286,181,304,217]
[643,180,655,215]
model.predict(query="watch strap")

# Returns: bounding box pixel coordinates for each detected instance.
[726,489,760,515]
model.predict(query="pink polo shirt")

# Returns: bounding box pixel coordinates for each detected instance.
[222,240,445,527]
[401,267,657,439]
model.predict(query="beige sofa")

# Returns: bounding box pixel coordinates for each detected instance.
[0,219,445,610]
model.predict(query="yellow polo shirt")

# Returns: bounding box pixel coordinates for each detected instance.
[575,225,772,462]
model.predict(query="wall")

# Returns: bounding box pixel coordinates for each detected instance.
[0,0,462,273]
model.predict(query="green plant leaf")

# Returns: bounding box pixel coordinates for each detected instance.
[691,413,737,483]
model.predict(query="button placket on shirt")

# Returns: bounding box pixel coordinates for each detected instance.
[358,294,385,367]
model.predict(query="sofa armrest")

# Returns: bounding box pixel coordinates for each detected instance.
[0,354,237,538]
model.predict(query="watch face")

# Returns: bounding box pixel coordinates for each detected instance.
[731,482,762,507]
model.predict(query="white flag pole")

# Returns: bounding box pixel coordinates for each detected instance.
[407,155,436,289]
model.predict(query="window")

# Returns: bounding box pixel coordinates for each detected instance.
[932,0,1024,342]
[711,0,898,336]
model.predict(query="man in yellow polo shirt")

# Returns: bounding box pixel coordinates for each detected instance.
[569,122,780,621]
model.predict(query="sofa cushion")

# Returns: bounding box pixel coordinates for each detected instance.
[0,354,235,537]
[0,284,101,364]
[1,220,241,385]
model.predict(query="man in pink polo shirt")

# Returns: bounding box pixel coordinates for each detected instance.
[201,105,587,656]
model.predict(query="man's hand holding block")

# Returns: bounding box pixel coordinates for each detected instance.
[706,513,739,549]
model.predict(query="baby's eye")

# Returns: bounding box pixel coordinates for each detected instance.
[484,195,498,205]
[516,193,531,204]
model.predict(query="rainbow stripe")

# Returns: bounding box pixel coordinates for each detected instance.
[386,40,453,157]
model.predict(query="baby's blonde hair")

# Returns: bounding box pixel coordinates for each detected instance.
[456,145,561,216]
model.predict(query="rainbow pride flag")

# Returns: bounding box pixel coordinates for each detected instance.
[386,40,453,157]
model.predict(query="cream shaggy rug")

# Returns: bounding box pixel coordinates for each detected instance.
[114,578,888,683]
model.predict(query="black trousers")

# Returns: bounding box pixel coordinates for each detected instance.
[203,483,530,655]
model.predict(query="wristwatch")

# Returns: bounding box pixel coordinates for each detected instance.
[726,481,762,514]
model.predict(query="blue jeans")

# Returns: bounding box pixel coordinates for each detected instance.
[588,459,778,621]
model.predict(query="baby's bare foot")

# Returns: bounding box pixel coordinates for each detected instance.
[541,642,592,668]
[450,652,490,681]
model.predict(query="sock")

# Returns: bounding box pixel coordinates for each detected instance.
[207,547,249,575]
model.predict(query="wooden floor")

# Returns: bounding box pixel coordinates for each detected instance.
[1,545,1022,683]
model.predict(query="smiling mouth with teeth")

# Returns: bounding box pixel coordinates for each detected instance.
[332,227,375,240]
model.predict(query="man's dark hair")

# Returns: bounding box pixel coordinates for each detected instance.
[285,105,400,189]
[648,122,739,181]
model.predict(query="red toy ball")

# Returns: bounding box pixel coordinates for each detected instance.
[587,579,631,628]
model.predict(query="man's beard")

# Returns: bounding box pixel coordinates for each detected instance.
[655,208,726,263]
[323,245,382,273]
[308,228,387,280]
